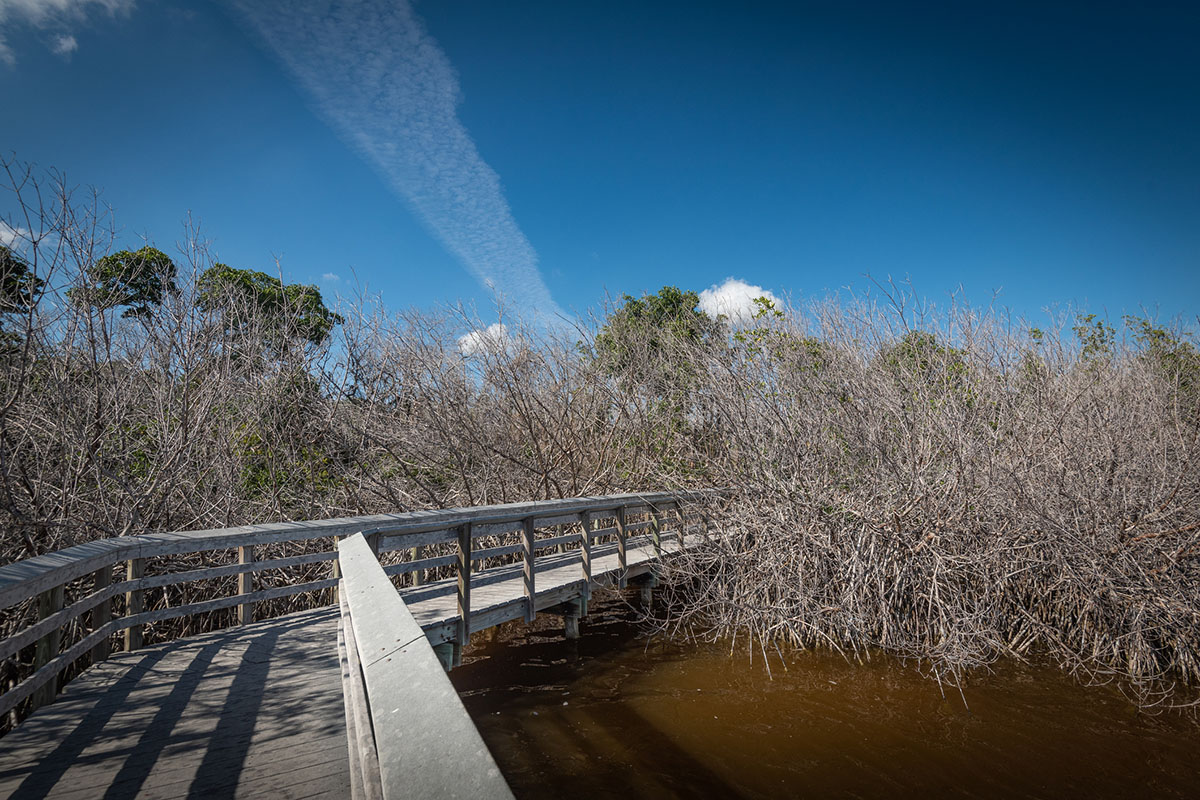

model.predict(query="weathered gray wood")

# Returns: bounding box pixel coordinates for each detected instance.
[125,558,145,652]
[0,491,719,610]
[0,491,720,748]
[337,533,515,800]
[0,539,130,611]
[651,504,663,557]
[31,584,64,710]
[410,546,424,587]
[580,511,593,604]
[528,511,582,527]
[91,566,112,663]
[455,523,471,668]
[0,606,349,800]
[0,618,122,717]
[339,593,384,800]
[121,579,340,628]
[532,532,581,552]
[616,506,628,589]
[131,550,338,591]
[521,518,535,623]
[238,546,255,625]
[383,554,456,576]
[472,542,523,561]
[0,581,120,662]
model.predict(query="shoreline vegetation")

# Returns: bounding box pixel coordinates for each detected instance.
[2,157,1198,715]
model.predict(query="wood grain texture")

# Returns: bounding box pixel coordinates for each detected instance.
[0,493,715,798]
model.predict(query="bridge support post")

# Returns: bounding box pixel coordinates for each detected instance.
[432,642,455,672]
[237,545,255,625]
[633,573,658,606]
[31,584,64,710]
[125,557,145,652]
[90,565,112,664]
[546,599,583,640]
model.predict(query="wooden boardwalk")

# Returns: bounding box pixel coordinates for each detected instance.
[0,607,346,800]
[0,534,677,799]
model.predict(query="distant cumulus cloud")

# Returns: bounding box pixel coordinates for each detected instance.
[0,0,135,65]
[699,277,781,325]
[51,33,76,55]
[457,322,510,356]
[0,220,30,247]
[227,0,566,326]
[321,272,340,283]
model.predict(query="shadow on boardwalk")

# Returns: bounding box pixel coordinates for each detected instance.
[0,607,348,800]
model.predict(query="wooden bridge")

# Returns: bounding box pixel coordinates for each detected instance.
[0,492,715,798]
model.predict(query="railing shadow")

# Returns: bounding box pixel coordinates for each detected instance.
[4,649,171,799]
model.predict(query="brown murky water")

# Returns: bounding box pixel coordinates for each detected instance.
[451,594,1200,799]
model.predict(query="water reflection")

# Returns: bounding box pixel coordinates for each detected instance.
[451,593,1200,799]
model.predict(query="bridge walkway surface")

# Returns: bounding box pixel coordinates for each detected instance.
[0,536,678,799]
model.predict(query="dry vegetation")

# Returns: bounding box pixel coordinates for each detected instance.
[3,157,1198,710]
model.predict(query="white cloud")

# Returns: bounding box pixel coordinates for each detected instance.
[0,220,30,247]
[51,33,76,55]
[457,322,510,356]
[0,0,135,65]
[228,0,566,326]
[699,277,781,326]
[321,272,340,282]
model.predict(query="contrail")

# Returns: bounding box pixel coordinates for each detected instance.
[227,0,565,323]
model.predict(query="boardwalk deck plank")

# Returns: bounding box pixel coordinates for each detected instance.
[0,531,687,798]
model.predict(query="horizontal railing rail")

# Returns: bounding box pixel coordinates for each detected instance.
[0,490,724,725]
[337,532,516,800]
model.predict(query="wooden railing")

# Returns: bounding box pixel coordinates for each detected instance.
[338,532,515,800]
[0,491,718,726]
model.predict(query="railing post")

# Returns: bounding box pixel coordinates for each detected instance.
[674,501,685,547]
[331,537,343,604]
[521,517,536,623]
[579,510,592,612]
[616,506,628,589]
[125,557,145,651]
[455,523,472,668]
[410,545,424,587]
[238,545,256,625]
[651,503,663,557]
[91,565,112,663]
[31,583,65,710]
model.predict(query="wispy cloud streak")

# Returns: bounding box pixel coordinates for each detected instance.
[228,0,564,323]
[0,0,133,65]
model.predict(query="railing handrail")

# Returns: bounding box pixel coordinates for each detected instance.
[337,532,515,799]
[0,491,719,608]
[0,490,724,724]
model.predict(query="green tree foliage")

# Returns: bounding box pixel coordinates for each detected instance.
[1072,313,1116,363]
[593,286,719,390]
[197,264,343,352]
[70,246,178,318]
[880,330,971,401]
[1124,315,1200,405]
[0,245,45,313]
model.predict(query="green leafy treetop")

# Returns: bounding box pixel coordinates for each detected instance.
[593,286,720,390]
[0,245,45,314]
[197,264,343,351]
[70,246,178,319]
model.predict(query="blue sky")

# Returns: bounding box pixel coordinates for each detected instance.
[1,0,1197,329]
